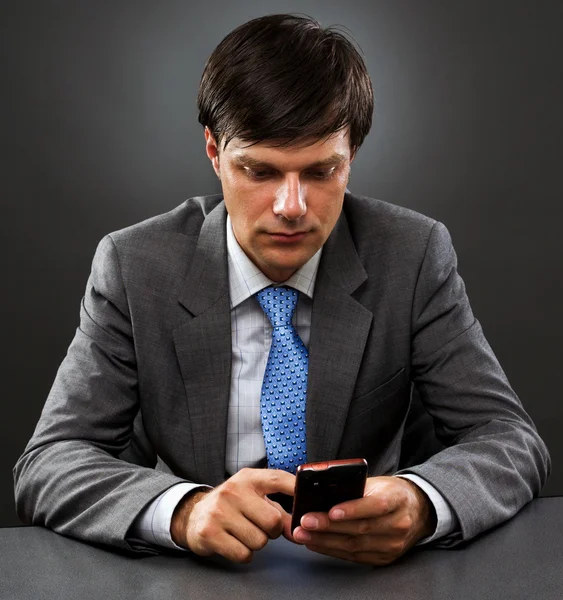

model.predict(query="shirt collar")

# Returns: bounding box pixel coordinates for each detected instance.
[226,214,322,309]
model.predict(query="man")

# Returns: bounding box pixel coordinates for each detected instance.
[14,14,550,566]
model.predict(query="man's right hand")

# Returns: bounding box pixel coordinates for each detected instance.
[170,468,296,563]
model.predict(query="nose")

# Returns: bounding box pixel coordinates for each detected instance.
[272,175,307,221]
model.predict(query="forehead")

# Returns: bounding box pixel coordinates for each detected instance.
[223,129,351,168]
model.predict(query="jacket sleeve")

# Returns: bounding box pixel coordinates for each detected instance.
[13,234,188,554]
[397,221,551,546]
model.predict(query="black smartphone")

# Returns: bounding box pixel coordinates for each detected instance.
[290,458,368,532]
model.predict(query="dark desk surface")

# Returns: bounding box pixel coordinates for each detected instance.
[2,498,562,600]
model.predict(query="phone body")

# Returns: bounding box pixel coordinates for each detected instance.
[290,458,368,532]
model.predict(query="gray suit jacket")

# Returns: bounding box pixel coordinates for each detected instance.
[14,192,550,553]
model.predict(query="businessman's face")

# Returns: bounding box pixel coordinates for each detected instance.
[205,127,353,282]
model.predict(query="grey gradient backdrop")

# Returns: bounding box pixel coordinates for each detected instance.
[1,1,562,526]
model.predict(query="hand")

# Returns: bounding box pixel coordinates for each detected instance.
[171,468,295,563]
[291,476,437,566]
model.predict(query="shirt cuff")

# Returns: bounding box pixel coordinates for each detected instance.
[129,482,212,550]
[395,474,458,544]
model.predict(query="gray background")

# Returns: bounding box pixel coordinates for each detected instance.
[1,0,561,526]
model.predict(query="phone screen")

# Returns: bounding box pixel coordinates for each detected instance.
[291,459,367,532]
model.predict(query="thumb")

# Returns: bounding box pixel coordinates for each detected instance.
[264,497,295,542]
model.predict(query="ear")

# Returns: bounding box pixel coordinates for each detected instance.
[204,127,221,178]
[349,146,357,164]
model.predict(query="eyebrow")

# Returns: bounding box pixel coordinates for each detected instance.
[233,152,347,170]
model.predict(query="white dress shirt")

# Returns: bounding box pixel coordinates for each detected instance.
[130,216,456,549]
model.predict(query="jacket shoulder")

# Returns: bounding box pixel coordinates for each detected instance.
[90,195,224,285]
[107,194,224,245]
[343,192,439,258]
[344,192,436,231]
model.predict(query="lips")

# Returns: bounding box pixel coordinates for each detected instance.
[267,231,308,242]
[270,231,307,236]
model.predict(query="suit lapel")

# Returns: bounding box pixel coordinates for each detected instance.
[171,198,374,478]
[306,209,373,462]
[172,202,231,486]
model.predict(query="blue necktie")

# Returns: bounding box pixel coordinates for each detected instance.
[256,286,308,472]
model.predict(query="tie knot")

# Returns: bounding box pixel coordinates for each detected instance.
[256,286,298,328]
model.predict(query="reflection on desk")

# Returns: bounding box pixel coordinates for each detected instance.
[2,498,562,600]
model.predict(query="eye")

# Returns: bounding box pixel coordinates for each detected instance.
[245,168,274,180]
[307,169,336,180]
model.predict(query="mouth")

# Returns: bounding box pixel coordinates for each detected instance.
[267,231,308,243]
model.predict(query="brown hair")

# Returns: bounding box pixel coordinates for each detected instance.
[197,14,374,152]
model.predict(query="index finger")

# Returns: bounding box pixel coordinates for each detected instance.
[250,468,296,497]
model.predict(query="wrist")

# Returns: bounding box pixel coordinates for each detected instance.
[404,479,437,540]
[170,489,210,548]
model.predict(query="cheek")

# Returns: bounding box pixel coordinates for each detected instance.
[222,178,256,220]
[225,190,271,237]
[313,174,347,225]
[242,188,278,221]
[317,196,344,230]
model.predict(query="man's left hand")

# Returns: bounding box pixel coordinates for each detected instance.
[288,476,437,566]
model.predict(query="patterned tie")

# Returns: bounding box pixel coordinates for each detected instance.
[256,286,308,472]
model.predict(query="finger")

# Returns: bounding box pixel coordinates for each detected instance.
[240,494,286,539]
[282,521,296,542]
[304,544,397,566]
[189,494,270,555]
[248,468,296,497]
[293,528,367,553]
[265,497,295,542]
[224,514,271,552]
[294,528,403,558]
[327,479,403,521]
[263,497,286,515]
[191,527,256,564]
[216,472,288,538]
[219,535,256,564]
[299,512,398,536]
